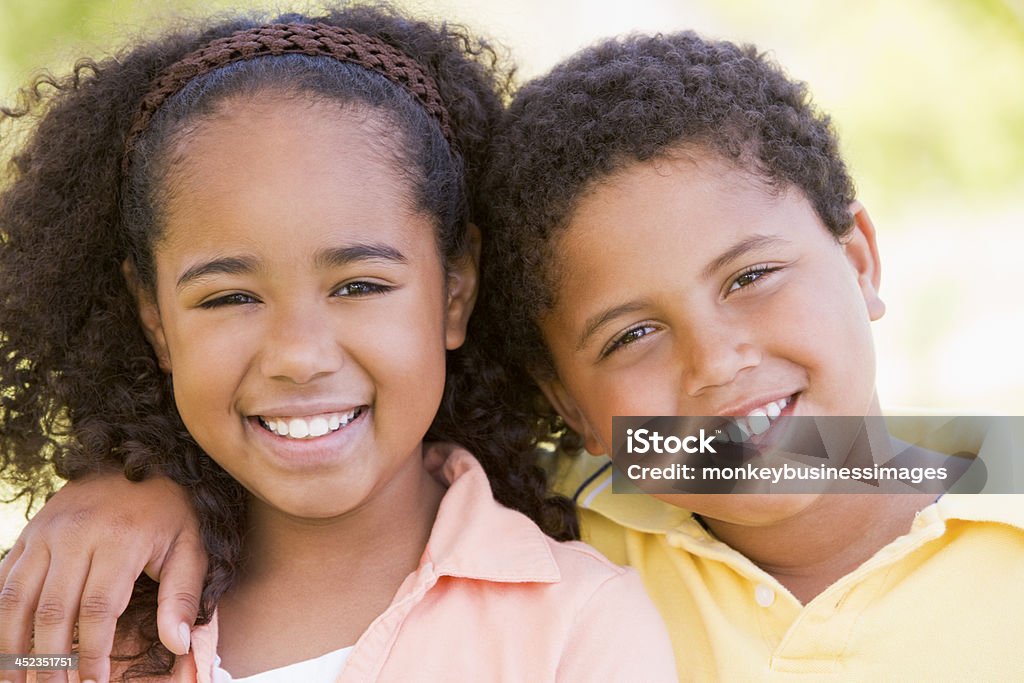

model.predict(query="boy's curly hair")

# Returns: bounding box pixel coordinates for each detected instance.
[477,31,857,452]
[0,4,576,678]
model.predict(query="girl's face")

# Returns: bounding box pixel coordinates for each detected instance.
[133,96,476,520]
[536,152,885,525]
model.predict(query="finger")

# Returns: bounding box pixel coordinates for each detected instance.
[30,553,92,683]
[0,536,26,589]
[0,546,52,683]
[0,540,25,683]
[154,534,207,657]
[72,547,145,683]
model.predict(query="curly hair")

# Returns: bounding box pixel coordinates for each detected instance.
[0,4,575,678]
[477,31,857,451]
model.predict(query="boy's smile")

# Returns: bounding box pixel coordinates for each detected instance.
[131,95,474,522]
[537,151,886,524]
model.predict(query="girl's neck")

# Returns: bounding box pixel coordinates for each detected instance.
[702,492,935,604]
[215,448,446,677]
[243,454,445,574]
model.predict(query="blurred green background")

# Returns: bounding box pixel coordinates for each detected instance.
[2,0,1023,542]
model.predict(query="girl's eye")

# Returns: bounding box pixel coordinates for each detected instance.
[727,265,780,295]
[333,281,392,297]
[602,325,657,359]
[199,292,259,309]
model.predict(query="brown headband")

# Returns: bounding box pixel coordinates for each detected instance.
[123,22,454,171]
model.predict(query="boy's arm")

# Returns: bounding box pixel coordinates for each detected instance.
[0,473,207,683]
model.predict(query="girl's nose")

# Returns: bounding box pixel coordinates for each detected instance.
[259,306,345,384]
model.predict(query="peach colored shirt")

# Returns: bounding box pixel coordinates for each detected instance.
[96,447,676,682]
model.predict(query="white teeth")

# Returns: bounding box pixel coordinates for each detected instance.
[259,408,360,440]
[722,396,793,443]
[727,421,749,442]
[288,419,309,439]
[308,417,329,437]
[747,410,770,435]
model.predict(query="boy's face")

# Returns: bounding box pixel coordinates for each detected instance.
[536,151,886,524]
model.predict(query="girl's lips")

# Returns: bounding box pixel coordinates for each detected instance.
[257,407,365,439]
[246,407,370,468]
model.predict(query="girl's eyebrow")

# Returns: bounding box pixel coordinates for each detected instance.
[177,256,255,291]
[314,243,407,269]
[175,243,407,291]
[702,234,789,279]
[577,301,648,351]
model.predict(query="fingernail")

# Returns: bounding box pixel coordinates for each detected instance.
[179,622,192,653]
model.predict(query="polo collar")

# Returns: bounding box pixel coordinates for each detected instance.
[419,446,562,583]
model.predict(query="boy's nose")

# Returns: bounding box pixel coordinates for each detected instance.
[680,325,761,397]
[259,306,344,384]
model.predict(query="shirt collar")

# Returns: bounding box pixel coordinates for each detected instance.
[924,493,1024,530]
[551,450,693,535]
[419,444,561,583]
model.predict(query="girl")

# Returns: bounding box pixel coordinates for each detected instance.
[0,7,676,682]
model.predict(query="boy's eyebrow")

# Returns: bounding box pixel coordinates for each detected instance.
[314,243,407,269]
[175,243,407,291]
[575,235,791,350]
[577,301,648,351]
[702,235,790,279]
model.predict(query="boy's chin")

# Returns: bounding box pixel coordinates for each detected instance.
[653,492,823,527]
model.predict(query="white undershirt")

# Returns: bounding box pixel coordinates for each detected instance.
[212,646,354,683]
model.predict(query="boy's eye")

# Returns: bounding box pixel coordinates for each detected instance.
[333,281,392,297]
[602,324,657,359]
[727,265,780,294]
[199,292,259,308]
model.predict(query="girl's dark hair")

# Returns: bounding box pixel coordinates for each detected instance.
[0,4,575,678]
[477,31,857,451]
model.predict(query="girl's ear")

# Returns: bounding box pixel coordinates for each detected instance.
[122,260,172,373]
[535,375,606,456]
[843,201,886,322]
[444,223,481,350]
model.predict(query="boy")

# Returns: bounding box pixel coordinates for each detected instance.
[474,31,1022,680]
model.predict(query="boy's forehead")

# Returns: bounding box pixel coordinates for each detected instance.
[565,152,794,245]
[547,152,851,307]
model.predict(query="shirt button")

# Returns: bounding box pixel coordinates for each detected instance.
[755,583,776,607]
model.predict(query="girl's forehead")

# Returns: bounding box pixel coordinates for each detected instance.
[155,98,433,265]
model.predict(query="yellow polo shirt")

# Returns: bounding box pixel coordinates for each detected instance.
[552,417,1024,681]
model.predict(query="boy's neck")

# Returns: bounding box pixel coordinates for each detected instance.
[702,491,935,604]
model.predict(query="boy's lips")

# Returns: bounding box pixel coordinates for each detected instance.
[714,392,801,446]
